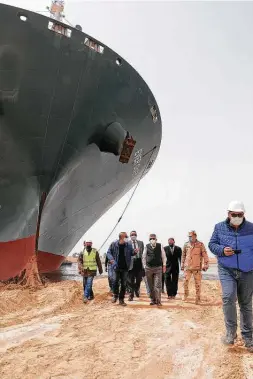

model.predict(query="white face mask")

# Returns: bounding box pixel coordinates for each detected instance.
[124,237,129,243]
[150,239,156,246]
[231,216,243,226]
[131,235,137,241]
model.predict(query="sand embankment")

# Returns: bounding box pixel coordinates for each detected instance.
[63,256,78,263]
[0,278,252,379]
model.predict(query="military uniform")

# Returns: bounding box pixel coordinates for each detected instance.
[182,240,209,303]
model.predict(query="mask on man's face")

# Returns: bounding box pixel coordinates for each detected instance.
[131,235,137,241]
[230,216,243,226]
[124,237,129,243]
[150,239,156,246]
[189,236,193,243]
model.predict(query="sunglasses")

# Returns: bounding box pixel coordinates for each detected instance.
[149,238,156,241]
[231,213,244,218]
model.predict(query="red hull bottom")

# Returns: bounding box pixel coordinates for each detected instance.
[0,235,65,281]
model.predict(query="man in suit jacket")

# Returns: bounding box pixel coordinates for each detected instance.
[164,238,182,298]
[128,230,145,301]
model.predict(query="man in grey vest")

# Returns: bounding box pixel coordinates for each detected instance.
[142,233,166,306]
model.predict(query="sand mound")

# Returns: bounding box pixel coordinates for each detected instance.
[0,281,83,327]
[0,279,252,379]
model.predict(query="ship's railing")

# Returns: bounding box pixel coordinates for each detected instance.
[84,37,104,54]
[48,20,72,37]
[17,10,125,65]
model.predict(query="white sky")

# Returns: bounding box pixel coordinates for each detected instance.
[4,1,253,255]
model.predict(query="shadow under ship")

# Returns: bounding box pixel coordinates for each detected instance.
[0,2,162,281]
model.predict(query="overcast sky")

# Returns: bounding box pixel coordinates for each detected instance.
[5,0,253,255]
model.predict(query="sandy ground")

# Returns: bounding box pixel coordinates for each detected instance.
[0,278,253,379]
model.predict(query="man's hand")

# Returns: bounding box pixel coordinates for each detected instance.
[224,247,234,256]
[163,265,166,274]
[181,266,184,271]
[202,265,208,272]
[110,260,114,264]
[134,248,139,254]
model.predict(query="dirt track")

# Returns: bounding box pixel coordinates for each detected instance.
[0,279,253,379]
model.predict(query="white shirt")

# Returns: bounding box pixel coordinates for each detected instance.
[142,243,166,269]
[131,240,139,249]
[131,239,140,258]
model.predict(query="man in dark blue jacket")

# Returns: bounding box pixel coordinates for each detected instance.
[209,201,253,352]
[107,232,134,306]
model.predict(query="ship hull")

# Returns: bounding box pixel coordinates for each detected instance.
[0,4,162,280]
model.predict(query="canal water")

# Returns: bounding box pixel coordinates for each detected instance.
[45,263,219,282]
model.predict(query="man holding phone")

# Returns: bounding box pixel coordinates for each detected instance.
[209,201,253,352]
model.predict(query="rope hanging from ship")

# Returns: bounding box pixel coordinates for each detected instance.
[98,146,157,253]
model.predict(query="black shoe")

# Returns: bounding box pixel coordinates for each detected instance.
[157,301,162,306]
[221,332,237,345]
[112,297,118,303]
[244,340,253,353]
[119,300,127,306]
[150,300,156,305]
[135,291,140,298]
[88,296,94,300]
[128,296,133,301]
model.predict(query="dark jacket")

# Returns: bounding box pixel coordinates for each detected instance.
[208,218,253,272]
[129,239,144,271]
[78,249,103,277]
[107,240,134,270]
[164,245,182,273]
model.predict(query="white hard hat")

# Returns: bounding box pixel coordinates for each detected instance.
[228,200,245,213]
[86,239,92,243]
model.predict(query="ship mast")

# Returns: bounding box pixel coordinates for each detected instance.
[47,0,65,22]
[46,0,83,33]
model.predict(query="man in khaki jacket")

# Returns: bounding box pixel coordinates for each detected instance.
[182,230,209,304]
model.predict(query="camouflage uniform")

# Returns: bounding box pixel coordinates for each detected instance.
[182,240,209,303]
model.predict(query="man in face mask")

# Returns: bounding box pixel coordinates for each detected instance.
[142,234,166,306]
[127,231,145,301]
[182,231,209,304]
[107,232,134,306]
[164,238,182,299]
[209,201,253,352]
[78,240,103,303]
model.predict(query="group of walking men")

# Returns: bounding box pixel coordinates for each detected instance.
[105,231,208,306]
[78,200,253,352]
[79,230,209,307]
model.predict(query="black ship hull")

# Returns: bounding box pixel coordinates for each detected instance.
[0,4,162,280]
